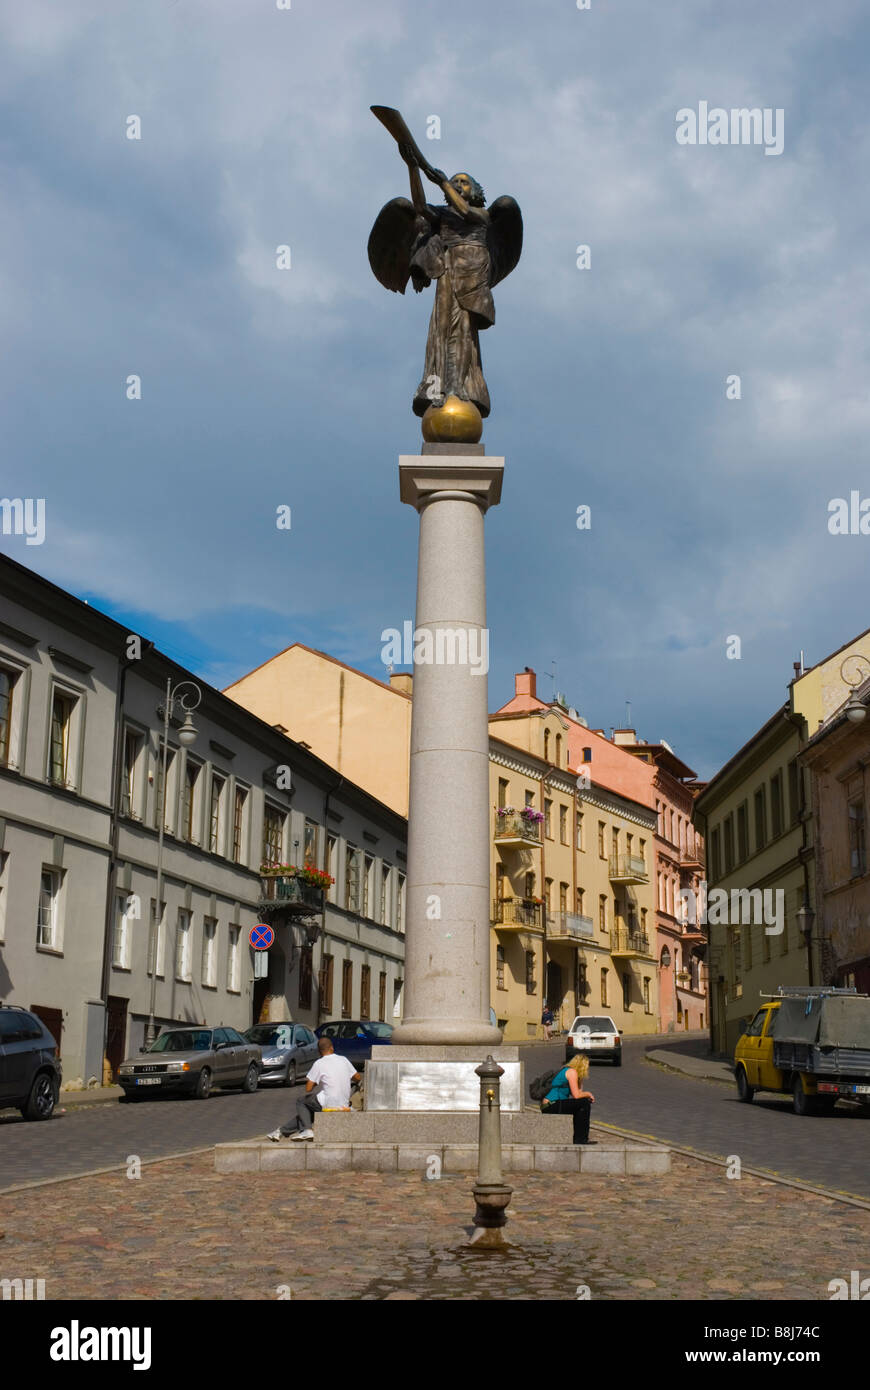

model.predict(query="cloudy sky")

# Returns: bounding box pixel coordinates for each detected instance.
[2,0,869,779]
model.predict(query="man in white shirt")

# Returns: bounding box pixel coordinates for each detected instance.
[268,1037,361,1141]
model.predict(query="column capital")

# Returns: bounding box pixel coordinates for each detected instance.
[399,455,504,511]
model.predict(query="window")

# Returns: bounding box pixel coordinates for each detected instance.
[175,909,192,981]
[363,854,375,919]
[544,729,550,762]
[232,785,248,864]
[121,729,143,818]
[498,777,509,807]
[393,978,403,1019]
[525,949,536,995]
[559,804,568,844]
[525,871,535,899]
[328,835,339,903]
[754,788,766,852]
[622,972,631,1011]
[710,828,721,882]
[397,872,406,932]
[496,944,506,990]
[626,833,633,857]
[611,827,619,859]
[360,964,371,1019]
[555,734,562,766]
[643,977,651,1013]
[112,892,131,968]
[576,887,584,915]
[201,916,217,987]
[298,946,313,1009]
[380,862,390,923]
[576,811,584,850]
[227,925,241,992]
[345,845,361,911]
[598,822,606,858]
[50,690,76,786]
[181,760,202,843]
[600,968,609,1007]
[545,877,553,910]
[599,895,607,933]
[544,798,553,838]
[770,774,783,839]
[378,971,387,1021]
[303,819,318,868]
[525,789,534,808]
[744,922,753,970]
[641,907,647,932]
[849,800,866,876]
[723,816,734,874]
[639,839,646,869]
[37,868,61,949]
[0,666,19,767]
[582,747,592,763]
[319,954,334,1013]
[576,959,588,1003]
[559,882,568,912]
[209,774,226,854]
[155,747,177,833]
[495,863,506,901]
[737,803,748,862]
[262,804,285,866]
[788,760,800,825]
[341,962,353,1019]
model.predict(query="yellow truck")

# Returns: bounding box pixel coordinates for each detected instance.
[734,986,870,1116]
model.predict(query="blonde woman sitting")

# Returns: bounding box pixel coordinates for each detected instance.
[541,1052,596,1144]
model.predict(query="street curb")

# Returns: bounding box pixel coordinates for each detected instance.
[0,1146,214,1197]
[644,1051,734,1085]
[57,1087,125,1108]
[593,1119,870,1212]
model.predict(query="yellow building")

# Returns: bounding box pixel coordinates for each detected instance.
[226,647,657,1038]
[694,629,870,1055]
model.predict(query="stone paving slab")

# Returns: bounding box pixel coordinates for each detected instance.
[0,1148,863,1301]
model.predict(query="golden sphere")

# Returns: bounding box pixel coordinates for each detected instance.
[421,394,483,444]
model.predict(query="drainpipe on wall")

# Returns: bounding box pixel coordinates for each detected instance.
[784,709,813,985]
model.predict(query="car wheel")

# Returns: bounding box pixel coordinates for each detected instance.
[283,1060,297,1087]
[735,1067,754,1102]
[241,1063,259,1094]
[21,1072,56,1121]
[792,1077,817,1116]
[194,1068,212,1100]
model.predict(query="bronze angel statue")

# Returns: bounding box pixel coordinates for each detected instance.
[368,107,522,430]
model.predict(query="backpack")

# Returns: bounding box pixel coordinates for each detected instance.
[529,1067,560,1101]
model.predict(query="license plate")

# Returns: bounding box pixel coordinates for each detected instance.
[851,1084,870,1095]
[136,1077,161,1086]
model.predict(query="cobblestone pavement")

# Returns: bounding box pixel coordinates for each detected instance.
[1,1148,867,1301]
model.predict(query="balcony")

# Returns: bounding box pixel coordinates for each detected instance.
[609,854,648,884]
[493,810,542,846]
[680,845,705,869]
[258,875,324,915]
[492,899,544,931]
[610,928,654,958]
[548,911,595,943]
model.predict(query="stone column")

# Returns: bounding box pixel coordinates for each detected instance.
[392,451,503,1047]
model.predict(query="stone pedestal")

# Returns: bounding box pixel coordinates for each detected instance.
[392,452,504,1048]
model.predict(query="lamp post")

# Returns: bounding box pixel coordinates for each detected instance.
[840,655,870,723]
[144,677,201,1047]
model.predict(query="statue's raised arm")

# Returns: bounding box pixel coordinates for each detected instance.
[367,106,523,442]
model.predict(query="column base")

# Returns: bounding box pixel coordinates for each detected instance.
[391,1019,503,1047]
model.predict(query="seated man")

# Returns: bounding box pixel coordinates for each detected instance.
[268,1036,361,1142]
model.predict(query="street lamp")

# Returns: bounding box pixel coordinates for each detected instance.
[840,655,870,723]
[144,678,201,1047]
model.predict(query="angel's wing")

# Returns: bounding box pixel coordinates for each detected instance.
[487,195,523,289]
[367,197,421,293]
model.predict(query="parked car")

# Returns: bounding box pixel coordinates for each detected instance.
[0,1005,62,1120]
[565,1014,623,1066]
[734,987,870,1115]
[315,1020,393,1067]
[117,1026,261,1100]
[244,1022,318,1085]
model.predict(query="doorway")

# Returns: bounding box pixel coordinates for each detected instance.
[105,996,128,1081]
[546,961,564,1027]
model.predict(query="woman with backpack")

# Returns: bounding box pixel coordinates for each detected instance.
[540,1052,596,1144]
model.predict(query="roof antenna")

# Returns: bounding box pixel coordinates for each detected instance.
[547,660,557,701]
[625,700,631,726]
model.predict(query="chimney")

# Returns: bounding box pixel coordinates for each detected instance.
[515,667,536,699]
[612,729,637,746]
[793,661,801,680]
[390,672,413,696]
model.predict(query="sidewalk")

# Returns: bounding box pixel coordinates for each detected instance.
[643,1034,735,1085]
[0,1142,860,1300]
[57,1085,124,1109]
